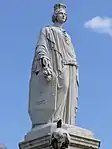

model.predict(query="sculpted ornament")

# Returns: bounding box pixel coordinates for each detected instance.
[51,120,70,149]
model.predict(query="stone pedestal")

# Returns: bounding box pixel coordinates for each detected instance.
[19,123,100,149]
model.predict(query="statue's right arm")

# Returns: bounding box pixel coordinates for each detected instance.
[32,27,53,81]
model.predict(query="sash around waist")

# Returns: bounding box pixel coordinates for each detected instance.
[62,59,78,66]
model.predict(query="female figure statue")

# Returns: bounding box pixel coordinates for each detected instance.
[28,3,79,128]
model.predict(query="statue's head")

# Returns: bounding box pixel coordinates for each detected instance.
[52,3,67,24]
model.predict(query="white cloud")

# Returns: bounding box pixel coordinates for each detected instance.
[84,16,112,37]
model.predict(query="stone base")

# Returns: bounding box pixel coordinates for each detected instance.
[19,123,100,149]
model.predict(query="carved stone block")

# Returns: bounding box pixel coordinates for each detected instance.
[19,124,100,149]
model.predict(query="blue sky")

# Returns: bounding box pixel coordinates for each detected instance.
[0,0,112,148]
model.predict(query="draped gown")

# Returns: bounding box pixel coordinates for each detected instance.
[28,25,79,127]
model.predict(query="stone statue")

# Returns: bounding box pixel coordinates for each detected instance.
[19,3,100,149]
[28,3,79,128]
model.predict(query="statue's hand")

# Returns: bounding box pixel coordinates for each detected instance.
[43,67,52,81]
[40,57,53,81]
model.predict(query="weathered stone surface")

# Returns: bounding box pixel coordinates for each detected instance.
[18,3,101,149]
[19,130,100,149]
[24,123,95,142]
[28,3,79,126]
[19,124,100,149]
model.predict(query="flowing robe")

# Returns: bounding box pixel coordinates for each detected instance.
[28,26,79,127]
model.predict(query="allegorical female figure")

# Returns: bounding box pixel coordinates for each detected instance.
[28,3,79,128]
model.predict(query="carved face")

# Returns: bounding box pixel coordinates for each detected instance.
[55,8,67,24]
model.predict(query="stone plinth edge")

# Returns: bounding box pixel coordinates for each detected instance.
[19,124,100,149]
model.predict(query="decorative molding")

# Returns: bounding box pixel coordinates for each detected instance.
[19,133,100,149]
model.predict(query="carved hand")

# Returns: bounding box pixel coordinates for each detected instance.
[40,57,53,81]
[43,67,52,81]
